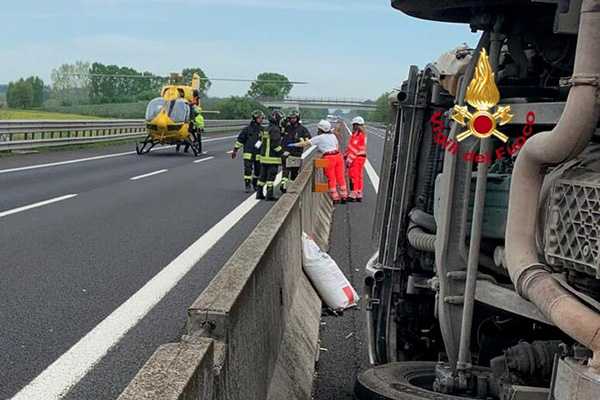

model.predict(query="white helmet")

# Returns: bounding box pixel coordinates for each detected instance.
[318,119,332,132]
[352,116,365,125]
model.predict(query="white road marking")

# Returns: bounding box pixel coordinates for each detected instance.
[365,160,380,194]
[130,169,167,181]
[11,191,265,400]
[0,135,236,175]
[193,156,215,164]
[0,194,78,219]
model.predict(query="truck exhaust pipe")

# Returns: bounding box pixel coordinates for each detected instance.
[505,0,600,367]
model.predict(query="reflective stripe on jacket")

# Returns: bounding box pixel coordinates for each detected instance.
[282,123,311,157]
[260,124,283,165]
[345,130,367,162]
[235,121,264,157]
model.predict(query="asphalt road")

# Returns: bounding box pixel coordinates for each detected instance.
[0,132,281,399]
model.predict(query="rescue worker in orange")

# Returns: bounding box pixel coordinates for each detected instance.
[345,116,367,202]
[290,120,348,204]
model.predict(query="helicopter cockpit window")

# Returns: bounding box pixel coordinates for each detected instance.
[166,99,190,123]
[145,98,165,121]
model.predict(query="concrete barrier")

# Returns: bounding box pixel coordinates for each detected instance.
[119,153,333,400]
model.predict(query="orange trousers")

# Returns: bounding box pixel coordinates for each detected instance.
[323,153,348,201]
[348,156,366,198]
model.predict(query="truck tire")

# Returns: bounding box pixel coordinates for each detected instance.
[354,362,483,400]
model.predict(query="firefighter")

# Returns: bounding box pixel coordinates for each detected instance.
[345,116,367,202]
[280,110,311,193]
[189,91,205,153]
[232,110,265,193]
[177,91,204,154]
[256,110,284,201]
[290,120,348,204]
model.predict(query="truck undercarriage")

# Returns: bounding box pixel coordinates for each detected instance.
[357,1,600,398]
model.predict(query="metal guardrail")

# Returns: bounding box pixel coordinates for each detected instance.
[0,119,248,151]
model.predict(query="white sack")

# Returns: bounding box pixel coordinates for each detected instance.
[302,232,359,310]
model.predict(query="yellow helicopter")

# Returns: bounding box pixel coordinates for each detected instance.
[137,73,206,156]
[69,70,308,157]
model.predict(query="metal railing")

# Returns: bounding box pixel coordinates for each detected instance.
[0,119,248,151]
[259,96,373,104]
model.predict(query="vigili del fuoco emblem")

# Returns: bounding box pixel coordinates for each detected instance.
[451,48,513,142]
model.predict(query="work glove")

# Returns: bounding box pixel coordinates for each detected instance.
[283,151,290,157]
[231,149,237,159]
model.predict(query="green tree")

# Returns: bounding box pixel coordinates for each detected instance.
[88,63,161,104]
[247,72,292,99]
[214,96,267,120]
[369,92,392,123]
[51,61,91,105]
[7,79,34,108]
[26,76,45,107]
[182,68,212,97]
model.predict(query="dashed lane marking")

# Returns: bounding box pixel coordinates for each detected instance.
[193,156,215,164]
[0,194,78,219]
[129,169,168,181]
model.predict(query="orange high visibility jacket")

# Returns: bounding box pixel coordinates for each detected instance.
[345,130,367,163]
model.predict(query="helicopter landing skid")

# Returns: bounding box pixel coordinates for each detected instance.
[135,136,157,155]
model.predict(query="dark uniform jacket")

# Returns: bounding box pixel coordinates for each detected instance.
[259,123,283,165]
[235,121,264,160]
[282,123,311,157]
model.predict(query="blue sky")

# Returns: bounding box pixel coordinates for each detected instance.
[1,0,478,99]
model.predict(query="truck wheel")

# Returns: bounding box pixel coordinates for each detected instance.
[354,362,483,400]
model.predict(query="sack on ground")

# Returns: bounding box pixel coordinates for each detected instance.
[302,232,359,310]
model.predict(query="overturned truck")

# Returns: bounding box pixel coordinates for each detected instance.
[357,1,600,399]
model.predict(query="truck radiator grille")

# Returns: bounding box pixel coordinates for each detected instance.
[545,175,600,278]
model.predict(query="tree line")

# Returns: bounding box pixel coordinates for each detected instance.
[4,61,297,117]
[4,60,391,122]
[5,77,46,108]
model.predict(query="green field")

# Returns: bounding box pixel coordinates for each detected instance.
[0,108,103,120]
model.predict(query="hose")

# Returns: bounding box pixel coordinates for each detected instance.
[407,223,436,252]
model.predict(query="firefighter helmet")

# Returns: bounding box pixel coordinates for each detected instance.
[269,110,284,125]
[252,110,265,120]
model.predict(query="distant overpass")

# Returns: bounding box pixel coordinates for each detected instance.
[258,96,377,111]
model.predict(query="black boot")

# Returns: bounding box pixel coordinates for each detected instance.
[245,180,252,193]
[266,186,277,201]
[280,184,287,194]
[252,178,259,191]
[256,187,265,200]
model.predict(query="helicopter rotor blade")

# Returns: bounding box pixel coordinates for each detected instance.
[67,73,308,84]
[197,77,308,84]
